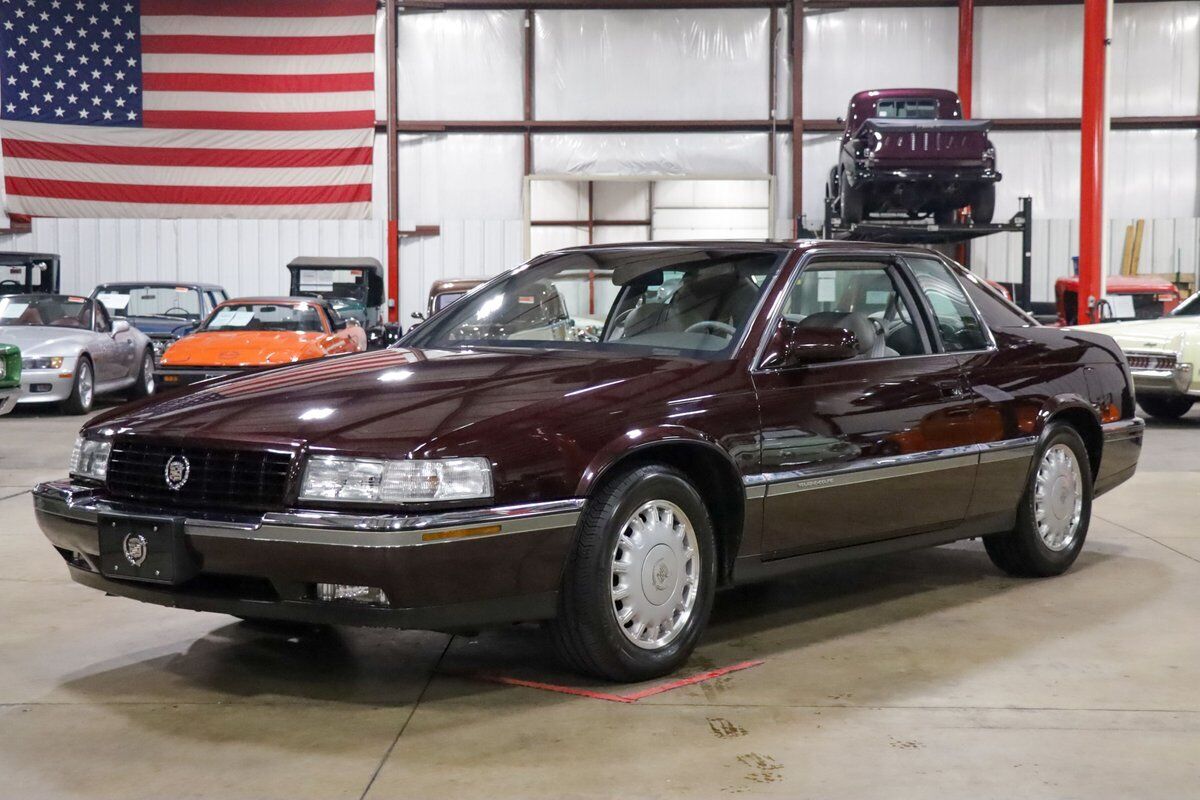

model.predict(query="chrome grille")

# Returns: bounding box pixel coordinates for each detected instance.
[1126,351,1177,371]
[106,440,294,511]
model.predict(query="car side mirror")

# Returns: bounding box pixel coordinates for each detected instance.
[112,319,130,335]
[411,311,426,321]
[760,319,859,369]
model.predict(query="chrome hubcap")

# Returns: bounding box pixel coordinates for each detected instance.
[78,363,93,408]
[610,500,700,650]
[144,354,155,393]
[1033,443,1083,551]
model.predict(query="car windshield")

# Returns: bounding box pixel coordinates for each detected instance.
[94,285,202,320]
[404,248,785,358]
[201,302,324,333]
[1170,294,1200,317]
[294,268,369,303]
[0,294,91,328]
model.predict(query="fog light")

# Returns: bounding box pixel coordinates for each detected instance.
[316,583,388,605]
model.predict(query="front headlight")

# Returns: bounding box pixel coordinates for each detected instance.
[0,359,5,380]
[22,356,65,370]
[69,436,112,481]
[300,456,493,504]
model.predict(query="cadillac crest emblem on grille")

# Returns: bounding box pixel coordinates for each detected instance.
[164,455,191,491]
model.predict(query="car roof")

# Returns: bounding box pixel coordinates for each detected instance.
[849,88,961,104]
[544,239,944,259]
[94,281,225,291]
[287,256,383,274]
[0,251,59,265]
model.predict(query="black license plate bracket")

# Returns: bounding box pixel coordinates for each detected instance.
[98,513,197,585]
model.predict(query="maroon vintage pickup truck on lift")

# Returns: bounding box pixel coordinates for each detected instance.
[829,88,1000,226]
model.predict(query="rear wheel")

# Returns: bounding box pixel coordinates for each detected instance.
[1137,394,1194,420]
[984,423,1092,577]
[970,184,996,224]
[129,348,155,399]
[61,357,94,415]
[840,171,865,224]
[550,465,716,682]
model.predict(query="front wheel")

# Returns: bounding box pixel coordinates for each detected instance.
[839,171,865,224]
[984,423,1092,577]
[61,357,94,415]
[129,348,155,399]
[550,465,716,682]
[1137,394,1194,420]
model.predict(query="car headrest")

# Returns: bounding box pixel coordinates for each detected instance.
[797,310,875,355]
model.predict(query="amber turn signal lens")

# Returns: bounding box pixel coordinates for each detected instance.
[421,524,502,543]
[163,375,178,383]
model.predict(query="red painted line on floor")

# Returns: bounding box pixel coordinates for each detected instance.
[446,659,765,703]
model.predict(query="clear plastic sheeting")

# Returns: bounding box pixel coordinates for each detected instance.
[989,130,1199,220]
[977,2,1200,118]
[397,11,524,121]
[535,10,770,120]
[398,134,524,222]
[802,8,957,121]
[534,132,768,177]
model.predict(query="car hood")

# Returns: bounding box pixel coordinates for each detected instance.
[161,330,328,367]
[1072,318,1196,351]
[90,346,712,455]
[0,326,91,357]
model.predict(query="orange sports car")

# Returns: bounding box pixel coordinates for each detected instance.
[155,296,367,389]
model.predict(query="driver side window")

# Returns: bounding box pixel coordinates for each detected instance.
[786,263,928,358]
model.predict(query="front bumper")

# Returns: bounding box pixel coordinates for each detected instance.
[15,368,74,404]
[33,481,581,631]
[0,386,18,415]
[1129,362,1195,397]
[1095,418,1145,496]
[154,366,240,390]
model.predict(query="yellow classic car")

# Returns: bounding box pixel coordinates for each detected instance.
[1073,292,1200,420]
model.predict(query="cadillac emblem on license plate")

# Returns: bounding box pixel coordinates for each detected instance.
[97,513,196,585]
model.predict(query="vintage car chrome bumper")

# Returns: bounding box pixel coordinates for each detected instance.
[33,480,582,630]
[0,386,18,415]
[1127,355,1194,396]
[854,166,1001,184]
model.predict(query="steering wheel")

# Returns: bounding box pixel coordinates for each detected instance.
[684,320,737,338]
[162,306,192,317]
[0,279,20,289]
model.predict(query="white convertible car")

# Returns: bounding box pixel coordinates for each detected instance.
[1074,292,1200,420]
[0,294,155,414]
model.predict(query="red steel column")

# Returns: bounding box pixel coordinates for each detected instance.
[955,0,974,264]
[790,0,803,237]
[1078,0,1110,325]
[957,0,974,119]
[385,0,400,323]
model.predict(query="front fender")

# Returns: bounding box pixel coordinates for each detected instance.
[574,424,738,498]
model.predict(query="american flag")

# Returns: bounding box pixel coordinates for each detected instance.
[0,0,375,219]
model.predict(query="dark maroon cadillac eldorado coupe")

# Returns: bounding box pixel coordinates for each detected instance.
[35,242,1142,680]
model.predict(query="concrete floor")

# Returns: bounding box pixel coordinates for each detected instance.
[1,402,1197,799]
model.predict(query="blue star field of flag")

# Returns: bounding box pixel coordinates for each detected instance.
[1,0,142,127]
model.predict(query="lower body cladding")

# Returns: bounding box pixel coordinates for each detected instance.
[33,482,581,632]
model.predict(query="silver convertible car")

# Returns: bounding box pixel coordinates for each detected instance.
[0,294,155,414]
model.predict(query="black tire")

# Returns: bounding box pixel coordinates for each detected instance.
[61,356,94,415]
[128,348,155,399]
[984,423,1093,578]
[550,465,717,682]
[970,184,996,224]
[839,170,865,224]
[1137,394,1194,420]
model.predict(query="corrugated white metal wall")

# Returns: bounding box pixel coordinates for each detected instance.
[0,3,1197,319]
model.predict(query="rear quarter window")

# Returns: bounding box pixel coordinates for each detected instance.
[959,273,1039,328]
